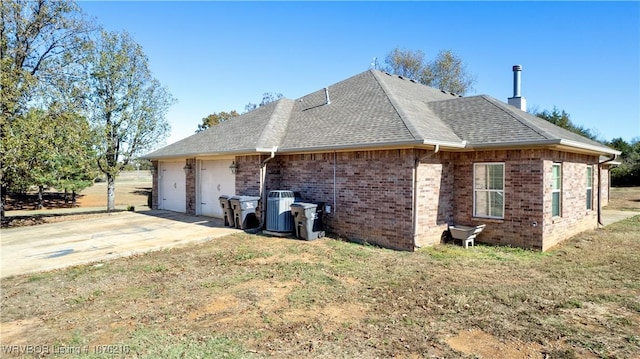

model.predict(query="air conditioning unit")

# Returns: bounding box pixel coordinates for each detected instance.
[266,190,295,232]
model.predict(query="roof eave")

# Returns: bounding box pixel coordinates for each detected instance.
[143,149,259,160]
[558,139,621,156]
[278,139,466,154]
[464,139,620,155]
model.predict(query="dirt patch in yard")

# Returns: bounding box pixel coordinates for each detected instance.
[447,329,544,358]
[0,318,42,345]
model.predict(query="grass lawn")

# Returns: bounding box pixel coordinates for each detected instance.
[1,189,639,358]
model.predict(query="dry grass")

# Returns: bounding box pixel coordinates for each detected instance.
[1,187,639,358]
[606,186,640,211]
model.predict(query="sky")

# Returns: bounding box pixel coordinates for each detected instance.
[79,1,640,147]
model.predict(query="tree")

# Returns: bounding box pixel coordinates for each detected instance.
[426,50,476,96]
[533,107,599,141]
[196,110,239,132]
[195,92,283,132]
[2,105,96,209]
[87,30,175,211]
[1,0,93,219]
[608,137,640,186]
[47,107,98,204]
[384,48,426,80]
[383,47,476,95]
[244,92,283,113]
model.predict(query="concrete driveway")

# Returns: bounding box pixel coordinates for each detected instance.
[0,210,240,278]
[600,209,640,226]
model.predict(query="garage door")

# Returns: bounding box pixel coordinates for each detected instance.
[198,160,236,218]
[158,161,186,212]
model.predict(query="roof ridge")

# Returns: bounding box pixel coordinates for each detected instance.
[255,98,295,149]
[480,95,556,140]
[370,70,420,141]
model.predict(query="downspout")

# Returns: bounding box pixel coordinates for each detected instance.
[598,154,617,226]
[412,145,440,248]
[259,147,277,228]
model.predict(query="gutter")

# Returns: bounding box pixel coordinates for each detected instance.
[277,139,465,154]
[598,153,618,226]
[143,149,259,161]
[466,139,620,155]
[560,139,621,156]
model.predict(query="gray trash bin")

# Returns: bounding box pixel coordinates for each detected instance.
[229,195,261,230]
[290,202,325,240]
[218,195,235,227]
[266,190,295,232]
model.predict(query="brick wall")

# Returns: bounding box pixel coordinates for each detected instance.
[414,151,454,247]
[238,150,417,251]
[185,158,196,215]
[151,160,159,210]
[450,149,600,250]
[213,148,604,251]
[452,150,546,249]
[541,151,599,250]
[235,155,263,197]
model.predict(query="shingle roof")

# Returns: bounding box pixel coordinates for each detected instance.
[145,99,294,159]
[278,70,463,151]
[428,95,612,151]
[145,69,618,159]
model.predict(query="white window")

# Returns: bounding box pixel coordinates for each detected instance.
[552,163,562,217]
[474,163,504,219]
[586,165,593,210]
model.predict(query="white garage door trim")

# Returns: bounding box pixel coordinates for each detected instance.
[196,159,236,218]
[158,160,186,212]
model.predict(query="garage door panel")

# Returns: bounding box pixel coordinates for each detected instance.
[159,161,186,212]
[199,160,236,218]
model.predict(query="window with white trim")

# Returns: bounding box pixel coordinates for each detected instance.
[586,165,593,210]
[474,163,504,219]
[552,163,562,217]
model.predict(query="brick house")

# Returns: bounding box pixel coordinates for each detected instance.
[145,69,619,251]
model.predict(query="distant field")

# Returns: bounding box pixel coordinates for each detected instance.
[78,171,152,208]
[3,171,152,227]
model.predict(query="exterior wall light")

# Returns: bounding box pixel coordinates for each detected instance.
[183,163,192,175]
[229,160,239,174]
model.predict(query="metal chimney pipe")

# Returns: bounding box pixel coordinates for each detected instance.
[512,65,522,98]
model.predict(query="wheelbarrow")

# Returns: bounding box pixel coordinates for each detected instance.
[448,224,486,248]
